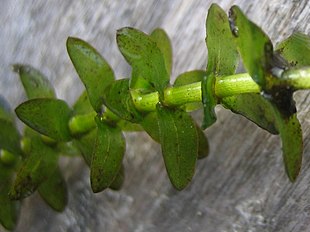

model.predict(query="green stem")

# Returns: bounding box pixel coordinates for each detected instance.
[69,112,97,136]
[132,68,310,111]
[279,67,310,90]
[132,73,261,111]
[68,109,121,136]
[68,67,310,135]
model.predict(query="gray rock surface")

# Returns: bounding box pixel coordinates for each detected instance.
[0,0,310,231]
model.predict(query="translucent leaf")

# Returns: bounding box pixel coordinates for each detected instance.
[9,135,58,200]
[13,64,56,99]
[156,104,198,190]
[116,27,169,97]
[38,166,68,212]
[229,5,273,88]
[67,37,115,112]
[15,98,72,141]
[90,116,125,193]
[221,93,278,134]
[276,32,310,68]
[0,165,20,230]
[150,28,173,75]
[202,4,239,129]
[103,79,143,123]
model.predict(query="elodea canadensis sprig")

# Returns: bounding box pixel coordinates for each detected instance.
[0,3,309,230]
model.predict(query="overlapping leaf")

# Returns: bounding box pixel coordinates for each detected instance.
[0,97,21,155]
[117,27,169,97]
[272,110,303,181]
[13,64,56,99]
[141,112,160,142]
[73,91,93,115]
[228,6,302,181]
[73,128,97,166]
[90,116,125,193]
[150,28,173,76]
[0,96,15,122]
[67,37,115,112]
[0,165,19,230]
[15,98,72,141]
[196,125,209,159]
[229,5,273,88]
[276,32,310,68]
[103,79,143,123]
[108,164,125,191]
[157,104,198,190]
[221,93,278,134]
[9,133,58,200]
[202,3,239,129]
[38,166,68,212]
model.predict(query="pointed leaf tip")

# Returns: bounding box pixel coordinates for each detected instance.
[67,37,115,112]
[90,117,125,193]
[157,104,198,190]
[116,27,169,97]
[15,98,72,141]
[12,64,56,99]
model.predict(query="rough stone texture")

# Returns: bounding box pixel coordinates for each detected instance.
[0,0,310,231]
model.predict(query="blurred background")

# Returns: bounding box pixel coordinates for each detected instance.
[1,0,310,231]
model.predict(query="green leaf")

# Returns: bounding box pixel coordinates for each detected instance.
[116,120,143,132]
[56,141,82,157]
[13,64,56,99]
[38,166,68,212]
[103,79,143,123]
[74,128,97,166]
[229,5,273,88]
[67,37,115,112]
[221,93,278,134]
[202,3,239,129]
[150,28,173,76]
[156,104,198,190]
[73,91,93,115]
[276,32,310,68]
[15,98,72,141]
[90,116,125,193]
[0,165,20,230]
[0,95,15,122]
[174,70,206,87]
[116,27,169,97]
[174,70,206,111]
[108,164,125,191]
[0,119,21,156]
[197,125,209,159]
[141,112,160,142]
[272,108,303,181]
[0,97,21,155]
[9,135,58,200]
